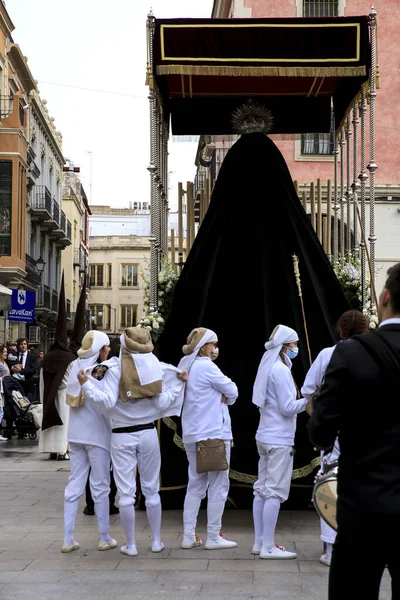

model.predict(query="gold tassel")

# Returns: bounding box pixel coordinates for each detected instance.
[293,254,312,367]
[156,65,366,78]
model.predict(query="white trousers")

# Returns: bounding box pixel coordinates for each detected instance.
[111,428,160,507]
[64,443,110,504]
[184,441,231,501]
[253,442,293,503]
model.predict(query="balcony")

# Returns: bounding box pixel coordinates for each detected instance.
[47,198,61,235]
[27,147,40,189]
[36,284,51,311]
[54,211,72,248]
[25,254,40,284]
[0,95,14,119]
[30,186,52,222]
[74,248,86,272]
[51,289,58,313]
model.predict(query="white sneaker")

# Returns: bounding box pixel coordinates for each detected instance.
[320,552,331,566]
[0,435,7,441]
[181,534,203,549]
[98,538,118,551]
[204,533,237,550]
[151,540,164,553]
[252,539,262,555]
[120,543,138,557]
[61,540,80,553]
[259,544,297,560]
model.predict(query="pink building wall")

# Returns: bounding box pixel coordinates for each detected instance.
[222,0,400,187]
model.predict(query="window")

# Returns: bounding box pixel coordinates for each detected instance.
[89,264,104,287]
[121,264,138,288]
[302,0,339,16]
[120,305,138,329]
[301,105,335,156]
[0,161,12,256]
[107,263,112,287]
[89,304,111,329]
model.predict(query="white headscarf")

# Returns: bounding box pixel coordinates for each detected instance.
[66,331,110,406]
[178,328,218,375]
[252,324,298,408]
[119,332,163,388]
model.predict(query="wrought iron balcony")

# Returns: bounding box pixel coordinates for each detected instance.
[51,289,58,312]
[31,185,52,217]
[52,199,60,225]
[0,95,14,119]
[74,248,86,271]
[25,254,40,283]
[36,284,51,310]
[67,220,72,241]
[60,211,66,234]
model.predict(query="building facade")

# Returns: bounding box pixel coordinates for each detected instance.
[87,235,151,336]
[61,165,90,328]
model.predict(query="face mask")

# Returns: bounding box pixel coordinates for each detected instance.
[211,347,219,361]
[286,347,299,360]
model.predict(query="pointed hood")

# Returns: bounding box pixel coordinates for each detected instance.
[51,271,68,351]
[69,275,87,355]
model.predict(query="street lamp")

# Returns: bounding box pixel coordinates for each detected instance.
[36,256,45,279]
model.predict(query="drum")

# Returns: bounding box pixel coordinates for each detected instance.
[312,465,338,531]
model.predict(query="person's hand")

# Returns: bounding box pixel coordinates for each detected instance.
[221,394,228,404]
[12,364,22,373]
[177,370,188,383]
[77,369,89,385]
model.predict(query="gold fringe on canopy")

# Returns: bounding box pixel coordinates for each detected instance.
[156,65,366,78]
[161,417,320,483]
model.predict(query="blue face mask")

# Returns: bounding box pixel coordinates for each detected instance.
[286,347,299,360]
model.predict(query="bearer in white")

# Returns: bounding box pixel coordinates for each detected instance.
[78,327,187,557]
[252,325,307,559]
[179,328,238,550]
[62,330,116,553]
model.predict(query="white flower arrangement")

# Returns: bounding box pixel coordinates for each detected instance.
[139,255,178,341]
[333,251,379,330]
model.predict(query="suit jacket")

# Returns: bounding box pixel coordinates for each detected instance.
[308,323,400,515]
[14,352,39,395]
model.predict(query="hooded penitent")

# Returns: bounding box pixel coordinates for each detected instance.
[41,273,77,431]
[159,107,349,505]
[68,275,87,356]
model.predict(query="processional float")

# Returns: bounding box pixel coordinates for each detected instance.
[146,10,378,507]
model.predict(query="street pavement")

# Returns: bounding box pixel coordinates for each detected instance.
[0,438,392,599]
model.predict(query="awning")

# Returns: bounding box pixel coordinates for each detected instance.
[152,16,370,135]
[0,283,12,296]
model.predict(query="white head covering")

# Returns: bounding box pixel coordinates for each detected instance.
[66,331,110,406]
[178,328,218,374]
[119,330,163,389]
[252,324,298,408]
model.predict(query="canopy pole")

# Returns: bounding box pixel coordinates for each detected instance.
[368,6,378,306]
[339,127,345,255]
[352,102,360,253]
[359,89,368,311]
[146,11,158,311]
[333,133,339,260]
[345,114,352,254]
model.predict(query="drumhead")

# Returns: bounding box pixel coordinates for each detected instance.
[312,474,338,531]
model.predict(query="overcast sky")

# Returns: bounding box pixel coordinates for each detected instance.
[6,0,214,209]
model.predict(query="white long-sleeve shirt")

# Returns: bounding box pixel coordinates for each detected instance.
[81,360,185,429]
[67,392,112,453]
[256,357,307,446]
[301,345,340,464]
[182,357,238,444]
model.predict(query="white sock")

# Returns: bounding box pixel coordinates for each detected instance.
[64,499,80,543]
[262,496,281,550]
[95,500,111,542]
[207,499,225,542]
[146,503,162,544]
[183,493,202,539]
[252,495,265,543]
[119,504,136,549]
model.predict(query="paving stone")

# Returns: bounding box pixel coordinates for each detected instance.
[117,558,209,571]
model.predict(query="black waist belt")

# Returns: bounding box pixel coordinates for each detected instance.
[112,422,155,434]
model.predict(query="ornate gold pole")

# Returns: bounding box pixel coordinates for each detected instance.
[333,132,339,260]
[352,102,360,253]
[339,127,345,254]
[345,114,352,253]
[358,89,368,310]
[293,254,312,367]
[368,6,378,305]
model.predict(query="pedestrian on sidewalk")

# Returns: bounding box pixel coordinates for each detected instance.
[0,344,10,441]
[78,327,187,557]
[178,328,238,551]
[301,310,368,567]
[252,324,307,560]
[62,330,116,554]
[309,263,400,600]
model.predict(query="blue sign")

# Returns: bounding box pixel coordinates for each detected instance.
[8,290,35,323]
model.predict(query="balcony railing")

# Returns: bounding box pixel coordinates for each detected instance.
[36,284,51,310]
[60,211,66,234]
[52,199,60,225]
[25,254,40,282]
[74,248,86,271]
[67,220,72,241]
[32,185,52,214]
[51,289,58,312]
[0,95,14,119]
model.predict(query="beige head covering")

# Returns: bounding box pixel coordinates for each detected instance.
[119,328,162,402]
[178,328,218,374]
[66,331,110,407]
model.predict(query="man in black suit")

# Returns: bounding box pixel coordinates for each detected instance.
[309,263,400,600]
[11,337,39,402]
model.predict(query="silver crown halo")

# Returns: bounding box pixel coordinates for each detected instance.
[231,100,274,135]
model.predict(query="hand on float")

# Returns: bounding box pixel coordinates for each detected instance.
[77,369,89,385]
[177,370,188,383]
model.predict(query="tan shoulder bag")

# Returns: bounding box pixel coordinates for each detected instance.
[196,438,228,474]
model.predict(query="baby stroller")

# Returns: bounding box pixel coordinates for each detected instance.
[2,376,40,440]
